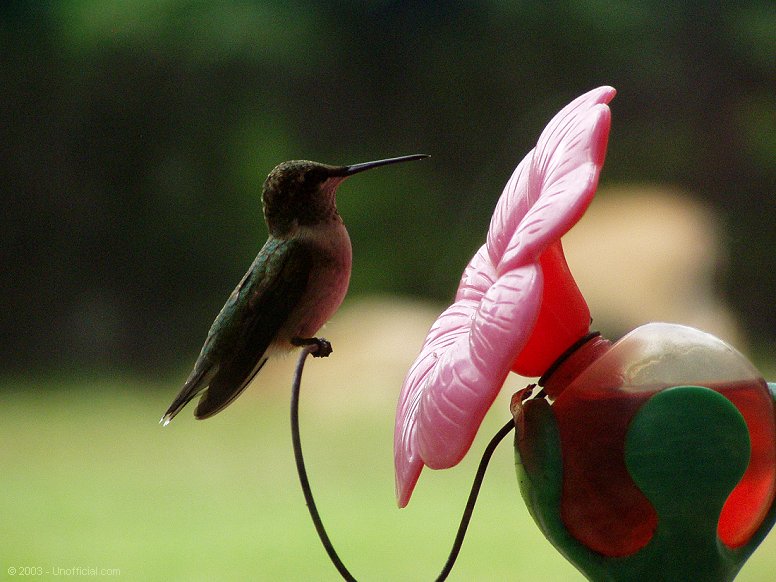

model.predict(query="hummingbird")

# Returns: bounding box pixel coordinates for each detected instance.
[161,154,429,425]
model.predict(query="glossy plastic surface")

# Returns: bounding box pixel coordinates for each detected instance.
[526,322,776,556]
[515,383,776,581]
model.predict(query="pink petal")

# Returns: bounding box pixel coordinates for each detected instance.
[394,299,480,507]
[395,86,615,506]
[486,151,533,265]
[395,261,541,507]
[416,264,542,467]
[487,86,614,271]
[501,87,614,270]
[395,245,495,506]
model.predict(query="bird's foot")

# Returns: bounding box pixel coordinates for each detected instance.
[292,336,333,358]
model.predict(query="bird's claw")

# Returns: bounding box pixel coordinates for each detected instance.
[310,337,332,358]
[292,336,333,358]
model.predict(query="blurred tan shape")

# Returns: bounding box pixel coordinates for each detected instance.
[563,185,744,348]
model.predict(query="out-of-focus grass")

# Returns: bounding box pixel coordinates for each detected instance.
[3,296,776,580]
[3,376,776,581]
[0,373,572,581]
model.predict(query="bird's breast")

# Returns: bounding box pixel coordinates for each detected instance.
[278,222,352,345]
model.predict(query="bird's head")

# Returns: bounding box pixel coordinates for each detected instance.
[262,155,428,237]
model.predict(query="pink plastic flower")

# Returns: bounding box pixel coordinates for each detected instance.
[394,86,615,507]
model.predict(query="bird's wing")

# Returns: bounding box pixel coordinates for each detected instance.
[161,238,313,423]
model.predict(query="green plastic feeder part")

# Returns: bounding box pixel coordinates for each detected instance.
[512,323,776,581]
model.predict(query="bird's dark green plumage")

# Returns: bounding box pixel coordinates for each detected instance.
[162,238,313,422]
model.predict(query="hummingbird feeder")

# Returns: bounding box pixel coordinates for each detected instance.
[394,86,776,580]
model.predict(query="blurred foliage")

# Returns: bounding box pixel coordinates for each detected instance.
[1,0,774,374]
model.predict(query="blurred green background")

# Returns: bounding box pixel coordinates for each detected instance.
[2,1,775,580]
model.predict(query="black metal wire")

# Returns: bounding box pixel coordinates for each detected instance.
[434,417,516,582]
[289,346,516,581]
[290,345,357,581]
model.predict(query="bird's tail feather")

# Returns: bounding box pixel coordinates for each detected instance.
[194,357,268,420]
[160,365,217,426]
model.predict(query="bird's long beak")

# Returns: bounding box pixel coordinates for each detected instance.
[338,154,430,177]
